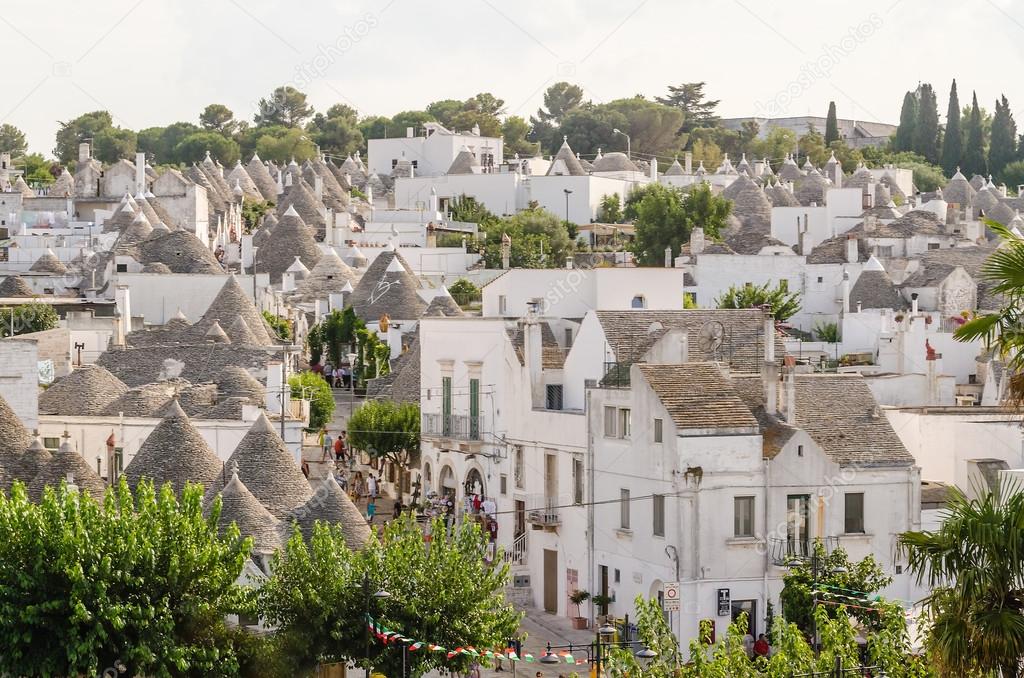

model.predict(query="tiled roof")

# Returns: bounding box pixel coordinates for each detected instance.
[595,309,784,372]
[730,374,798,458]
[96,343,276,387]
[852,210,945,238]
[507,321,566,369]
[223,413,312,520]
[806,235,868,264]
[638,363,758,432]
[791,374,914,467]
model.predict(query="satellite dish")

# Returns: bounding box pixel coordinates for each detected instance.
[697,321,725,353]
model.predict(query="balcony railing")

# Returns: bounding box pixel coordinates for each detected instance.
[525,493,572,527]
[767,536,840,567]
[503,532,527,566]
[421,412,486,441]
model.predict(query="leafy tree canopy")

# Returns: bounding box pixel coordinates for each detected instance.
[630,183,731,265]
[289,370,334,430]
[199,103,238,135]
[716,281,801,321]
[255,86,314,128]
[347,400,420,467]
[0,123,27,157]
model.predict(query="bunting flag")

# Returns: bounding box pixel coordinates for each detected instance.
[366,615,533,662]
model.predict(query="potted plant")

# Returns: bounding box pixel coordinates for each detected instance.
[569,589,590,629]
[591,594,612,622]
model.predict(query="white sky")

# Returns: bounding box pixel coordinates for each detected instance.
[4,0,1023,155]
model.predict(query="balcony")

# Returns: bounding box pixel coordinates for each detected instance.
[421,412,486,442]
[525,493,572,528]
[767,536,840,567]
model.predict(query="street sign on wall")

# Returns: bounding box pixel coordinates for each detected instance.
[663,582,680,611]
[717,588,731,616]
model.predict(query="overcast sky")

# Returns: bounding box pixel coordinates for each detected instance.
[3,0,1023,155]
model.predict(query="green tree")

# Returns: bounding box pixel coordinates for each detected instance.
[779,541,892,637]
[597,193,623,223]
[308,112,364,156]
[255,86,313,128]
[138,122,200,165]
[501,116,539,156]
[531,82,586,151]
[319,307,364,368]
[260,516,521,678]
[199,103,238,135]
[241,200,273,234]
[357,115,391,143]
[449,194,497,226]
[799,127,828,166]
[656,81,720,134]
[0,302,59,337]
[900,482,1024,677]
[630,183,731,265]
[478,207,572,269]
[389,109,434,134]
[0,479,253,678]
[913,83,941,164]
[989,94,1017,180]
[1001,160,1024,193]
[954,221,1024,401]
[715,282,801,322]
[261,310,292,341]
[941,79,963,175]
[21,153,57,186]
[558,104,630,157]
[447,277,481,306]
[0,123,28,156]
[253,126,317,164]
[174,131,241,165]
[347,400,420,468]
[289,370,334,430]
[750,127,798,165]
[894,90,918,153]
[54,110,115,163]
[603,97,685,157]
[92,126,138,164]
[962,91,987,177]
[425,99,464,127]
[825,101,839,145]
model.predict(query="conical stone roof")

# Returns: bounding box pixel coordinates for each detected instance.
[664,158,685,176]
[284,473,370,547]
[277,178,326,238]
[0,394,30,491]
[30,249,67,275]
[137,230,223,274]
[225,413,312,519]
[224,316,258,345]
[766,182,799,207]
[722,175,772,231]
[423,288,465,317]
[227,161,264,202]
[255,206,322,284]
[215,366,264,405]
[849,257,903,310]
[205,320,231,343]
[215,465,283,552]
[28,439,107,502]
[190,275,275,345]
[40,365,129,416]
[123,400,224,497]
[795,169,830,206]
[546,139,586,177]
[944,169,976,207]
[246,154,279,202]
[349,250,426,321]
[17,437,53,485]
[101,383,174,417]
[289,250,358,303]
[0,275,35,297]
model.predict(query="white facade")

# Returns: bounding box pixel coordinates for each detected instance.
[367,123,504,178]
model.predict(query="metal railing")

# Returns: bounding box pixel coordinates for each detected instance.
[525,494,568,526]
[600,361,632,388]
[421,412,486,441]
[503,532,527,566]
[768,536,840,567]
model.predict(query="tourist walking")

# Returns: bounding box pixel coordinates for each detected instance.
[367,474,378,499]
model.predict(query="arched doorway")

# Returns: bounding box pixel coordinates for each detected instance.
[464,467,485,498]
[422,462,433,495]
[439,465,457,497]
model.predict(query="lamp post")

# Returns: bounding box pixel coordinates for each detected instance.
[347,350,358,420]
[362,572,391,678]
[563,188,573,228]
[540,624,655,676]
[612,128,631,160]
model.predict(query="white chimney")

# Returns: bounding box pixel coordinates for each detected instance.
[78,142,91,163]
[523,305,545,408]
[911,292,919,315]
[406,127,414,138]
[429,187,439,214]
[690,227,705,256]
[115,285,132,334]
[841,271,851,314]
[282,270,296,293]
[684,152,693,174]
[314,175,324,201]
[324,209,335,246]
[784,370,796,425]
[266,360,284,414]
[650,157,658,180]
[240,233,254,272]
[845,235,858,264]
[664,246,673,268]
[135,152,146,194]
[276,170,284,195]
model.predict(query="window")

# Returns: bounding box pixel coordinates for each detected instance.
[442,376,452,436]
[564,327,574,348]
[513,445,525,489]
[876,245,893,258]
[500,474,508,495]
[469,378,480,439]
[653,494,665,536]
[654,418,663,443]
[603,406,617,437]
[845,492,865,534]
[797,445,804,457]
[614,568,621,583]
[43,437,60,451]
[618,408,631,439]
[498,295,507,315]
[116,263,128,273]
[734,496,755,537]
[620,489,631,529]
[927,242,940,250]
[631,295,646,309]
[816,276,823,284]
[545,384,564,410]
[572,457,584,505]
[683,291,696,307]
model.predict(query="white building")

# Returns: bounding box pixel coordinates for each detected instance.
[367,122,503,178]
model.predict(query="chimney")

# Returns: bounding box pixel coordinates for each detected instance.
[841,270,851,314]
[115,285,132,335]
[406,127,414,138]
[276,170,284,195]
[832,162,842,188]
[284,172,293,188]
[911,292,919,315]
[266,360,284,414]
[664,246,673,268]
[78,142,91,163]
[282,270,296,293]
[314,174,324,201]
[135,152,146,194]
[687,226,705,256]
[524,303,545,408]
[501,233,511,269]
[650,157,658,180]
[429,187,439,214]
[762,309,778,414]
[784,368,796,425]
[799,228,812,256]
[240,233,254,272]
[684,151,693,174]
[324,209,335,246]
[566,257,574,269]
[845,235,858,264]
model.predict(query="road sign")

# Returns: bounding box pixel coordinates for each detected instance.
[663,582,680,611]
[717,588,731,616]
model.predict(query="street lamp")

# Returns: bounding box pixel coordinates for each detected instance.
[362,572,391,678]
[563,188,573,234]
[612,128,631,160]
[540,631,657,675]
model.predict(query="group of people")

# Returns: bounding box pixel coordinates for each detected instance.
[743,632,772,659]
[313,360,353,389]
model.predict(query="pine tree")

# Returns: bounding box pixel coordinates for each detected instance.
[825,101,839,145]
[989,94,1017,180]
[913,83,941,164]
[940,79,962,175]
[962,92,987,177]
[894,90,918,152]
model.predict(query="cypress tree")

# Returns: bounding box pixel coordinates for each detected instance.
[988,94,1017,179]
[825,101,839,145]
[940,79,962,175]
[962,92,987,177]
[894,90,918,152]
[913,83,941,164]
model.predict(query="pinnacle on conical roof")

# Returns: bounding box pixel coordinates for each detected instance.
[447,146,480,175]
[123,399,224,497]
[664,157,685,176]
[284,473,370,547]
[423,287,466,317]
[849,257,903,310]
[215,466,283,553]
[205,320,231,343]
[224,315,259,345]
[224,412,312,519]
[28,438,107,502]
[17,436,52,484]
[290,250,358,302]
[349,250,426,321]
[246,153,279,202]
